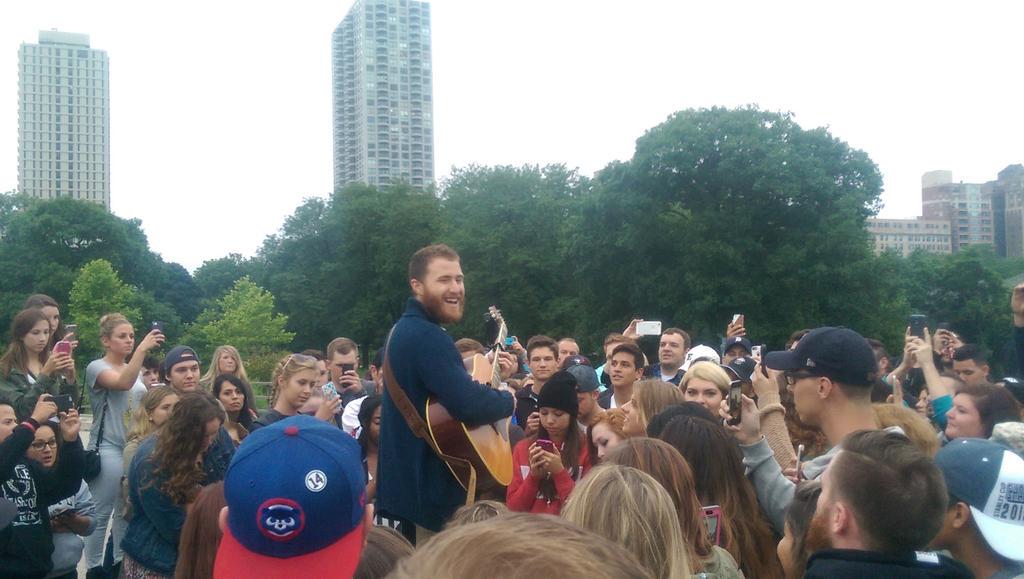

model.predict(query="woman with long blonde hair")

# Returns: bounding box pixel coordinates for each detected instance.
[252,353,341,430]
[563,464,691,579]
[199,345,249,389]
[622,379,684,437]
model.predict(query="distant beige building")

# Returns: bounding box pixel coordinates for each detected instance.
[921,171,993,252]
[18,31,110,209]
[867,217,952,256]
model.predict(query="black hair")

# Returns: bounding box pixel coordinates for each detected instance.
[646,402,716,437]
[357,395,383,453]
[142,355,161,371]
[953,344,988,365]
[212,374,254,430]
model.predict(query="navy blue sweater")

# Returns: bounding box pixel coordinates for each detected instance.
[378,298,514,531]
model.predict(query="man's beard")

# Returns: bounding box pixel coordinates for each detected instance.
[421,290,463,324]
[804,508,834,555]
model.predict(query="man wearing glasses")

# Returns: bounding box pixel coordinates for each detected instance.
[722,326,881,533]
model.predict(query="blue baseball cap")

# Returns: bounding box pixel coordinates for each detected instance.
[764,327,876,386]
[935,438,1024,561]
[214,415,367,578]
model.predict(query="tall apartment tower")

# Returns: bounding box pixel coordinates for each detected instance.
[332,0,434,192]
[921,170,994,252]
[18,31,110,209]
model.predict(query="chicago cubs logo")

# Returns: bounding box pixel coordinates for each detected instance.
[257,498,306,542]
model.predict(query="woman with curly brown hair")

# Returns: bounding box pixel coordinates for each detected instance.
[659,415,784,579]
[121,391,225,578]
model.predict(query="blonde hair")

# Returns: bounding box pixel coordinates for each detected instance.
[563,465,691,579]
[680,361,730,396]
[99,313,131,340]
[631,380,685,430]
[444,500,508,529]
[200,345,249,388]
[268,353,320,407]
[873,403,940,457]
[126,386,178,444]
[389,512,655,579]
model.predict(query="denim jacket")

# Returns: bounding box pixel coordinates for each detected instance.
[121,437,184,575]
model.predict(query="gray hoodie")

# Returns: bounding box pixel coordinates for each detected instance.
[45,480,97,578]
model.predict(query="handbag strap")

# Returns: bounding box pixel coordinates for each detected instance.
[90,391,109,451]
[382,327,477,506]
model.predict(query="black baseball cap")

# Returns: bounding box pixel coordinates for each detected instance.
[723,336,753,355]
[764,327,876,386]
[721,357,756,383]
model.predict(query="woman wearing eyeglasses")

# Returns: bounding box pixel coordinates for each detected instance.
[251,354,342,431]
[25,421,98,579]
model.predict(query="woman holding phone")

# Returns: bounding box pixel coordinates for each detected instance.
[251,353,341,430]
[0,308,76,419]
[82,313,164,577]
[507,370,591,515]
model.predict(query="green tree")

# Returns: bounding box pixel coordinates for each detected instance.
[184,277,295,362]
[67,260,141,364]
[193,253,256,307]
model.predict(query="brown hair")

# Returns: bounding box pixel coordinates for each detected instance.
[391,512,653,579]
[150,391,225,505]
[873,403,939,457]
[409,244,460,282]
[787,329,812,350]
[0,309,51,378]
[610,342,644,369]
[526,335,557,358]
[603,438,712,572]
[531,413,584,503]
[955,383,1023,437]
[630,380,685,432]
[445,500,508,529]
[326,337,359,360]
[127,386,178,444]
[662,327,691,349]
[830,430,947,553]
[659,416,783,579]
[354,525,414,579]
[563,465,691,579]
[454,338,487,357]
[603,332,634,348]
[783,481,822,579]
[174,482,226,579]
[587,409,628,463]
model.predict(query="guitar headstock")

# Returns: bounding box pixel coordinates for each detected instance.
[487,306,508,349]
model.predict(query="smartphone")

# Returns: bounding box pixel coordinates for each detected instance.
[909,314,927,339]
[536,439,556,453]
[63,324,77,338]
[795,443,806,482]
[47,394,73,413]
[340,363,355,374]
[636,320,662,336]
[751,345,762,359]
[505,336,516,347]
[727,384,742,425]
[53,340,72,356]
[702,505,723,546]
[151,321,164,334]
[731,314,743,325]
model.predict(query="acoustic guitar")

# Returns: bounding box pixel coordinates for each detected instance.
[424,306,513,493]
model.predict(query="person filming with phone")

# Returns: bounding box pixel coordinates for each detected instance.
[325,337,374,407]
[0,309,78,421]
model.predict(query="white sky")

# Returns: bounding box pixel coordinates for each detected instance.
[2,1,1022,271]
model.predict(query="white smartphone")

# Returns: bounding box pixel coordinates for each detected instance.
[636,321,662,336]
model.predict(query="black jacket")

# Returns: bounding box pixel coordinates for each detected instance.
[805,549,972,578]
[0,422,84,579]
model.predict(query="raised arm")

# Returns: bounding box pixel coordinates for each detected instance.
[94,330,163,392]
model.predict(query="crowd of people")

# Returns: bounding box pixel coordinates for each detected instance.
[1,244,1024,578]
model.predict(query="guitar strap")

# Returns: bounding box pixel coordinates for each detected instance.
[383,327,478,507]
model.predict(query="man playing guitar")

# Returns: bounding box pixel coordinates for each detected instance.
[378,244,517,542]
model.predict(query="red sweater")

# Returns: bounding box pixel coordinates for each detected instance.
[506,437,591,515]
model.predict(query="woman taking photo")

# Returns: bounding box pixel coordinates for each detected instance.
[659,415,783,579]
[211,374,253,445]
[83,313,164,576]
[507,371,591,514]
[252,353,340,430]
[23,294,72,346]
[25,420,98,579]
[0,308,77,420]
[121,391,225,578]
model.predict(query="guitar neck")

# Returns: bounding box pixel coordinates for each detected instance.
[490,321,508,389]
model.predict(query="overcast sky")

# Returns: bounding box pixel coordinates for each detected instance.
[2,1,1022,271]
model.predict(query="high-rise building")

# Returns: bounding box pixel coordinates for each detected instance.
[332,0,434,192]
[866,217,952,256]
[992,164,1024,258]
[18,31,110,209]
[921,170,994,252]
